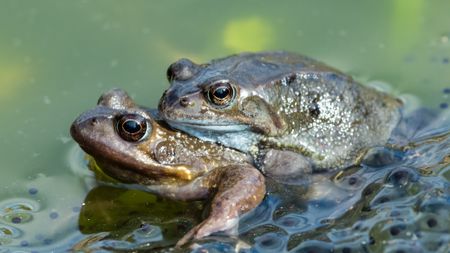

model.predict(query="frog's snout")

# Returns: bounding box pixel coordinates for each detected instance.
[158,90,180,113]
[70,115,98,143]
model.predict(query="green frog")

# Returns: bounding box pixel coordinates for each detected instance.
[159,51,403,171]
[70,89,265,246]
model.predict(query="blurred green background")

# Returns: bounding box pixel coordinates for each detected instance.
[0,0,449,249]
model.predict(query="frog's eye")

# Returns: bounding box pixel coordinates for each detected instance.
[206,81,236,108]
[116,114,148,142]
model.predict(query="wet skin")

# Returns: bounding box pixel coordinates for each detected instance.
[159,51,403,171]
[70,89,265,246]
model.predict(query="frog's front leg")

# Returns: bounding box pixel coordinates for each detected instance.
[258,149,313,185]
[176,164,265,247]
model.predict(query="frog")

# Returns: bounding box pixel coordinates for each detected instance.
[158,51,403,172]
[70,88,265,247]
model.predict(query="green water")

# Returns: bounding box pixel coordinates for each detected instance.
[1,0,449,252]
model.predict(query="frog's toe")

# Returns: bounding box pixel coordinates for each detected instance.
[175,226,198,247]
[175,217,239,247]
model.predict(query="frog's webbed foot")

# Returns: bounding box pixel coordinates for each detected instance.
[176,164,265,247]
[258,149,313,185]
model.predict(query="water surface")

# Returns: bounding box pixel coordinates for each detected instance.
[0,1,449,252]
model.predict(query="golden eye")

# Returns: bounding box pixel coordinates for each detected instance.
[206,81,236,107]
[116,114,148,142]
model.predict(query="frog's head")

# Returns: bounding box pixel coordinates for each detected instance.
[159,52,299,138]
[70,88,210,184]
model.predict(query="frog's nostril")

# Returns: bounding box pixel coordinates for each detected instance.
[180,97,192,107]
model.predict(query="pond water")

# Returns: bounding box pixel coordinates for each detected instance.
[1,1,449,252]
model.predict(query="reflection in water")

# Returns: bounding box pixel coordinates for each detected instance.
[223,17,274,52]
[0,61,31,101]
[74,185,203,251]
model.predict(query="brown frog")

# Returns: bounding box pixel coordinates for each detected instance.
[158,51,403,172]
[70,89,265,246]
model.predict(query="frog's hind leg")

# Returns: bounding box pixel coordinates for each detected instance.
[257,149,313,186]
[176,164,265,247]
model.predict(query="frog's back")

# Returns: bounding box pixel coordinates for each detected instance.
[258,58,403,169]
[209,51,345,89]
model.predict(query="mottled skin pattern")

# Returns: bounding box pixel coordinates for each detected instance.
[159,51,402,170]
[70,89,265,246]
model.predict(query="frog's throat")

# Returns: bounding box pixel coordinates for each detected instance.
[165,120,260,153]
[165,119,250,133]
